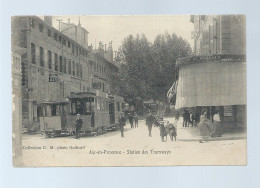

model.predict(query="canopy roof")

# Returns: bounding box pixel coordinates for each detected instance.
[175,61,246,109]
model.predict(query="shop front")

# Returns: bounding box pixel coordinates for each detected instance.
[175,55,246,129]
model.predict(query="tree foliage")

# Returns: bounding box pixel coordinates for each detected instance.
[113,32,192,106]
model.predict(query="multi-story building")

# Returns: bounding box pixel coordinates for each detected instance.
[175,15,246,128]
[12,16,120,128]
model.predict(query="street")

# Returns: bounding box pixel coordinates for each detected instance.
[21,118,246,166]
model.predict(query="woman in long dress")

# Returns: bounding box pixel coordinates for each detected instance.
[198,110,213,143]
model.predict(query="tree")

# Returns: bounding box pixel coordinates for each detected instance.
[114,32,191,111]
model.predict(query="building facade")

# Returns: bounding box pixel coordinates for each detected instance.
[175,15,246,128]
[12,16,120,128]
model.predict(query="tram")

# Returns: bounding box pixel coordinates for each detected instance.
[40,91,125,137]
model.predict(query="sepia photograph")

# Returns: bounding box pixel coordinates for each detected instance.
[11,15,247,167]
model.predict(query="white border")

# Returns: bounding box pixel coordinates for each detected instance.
[1,0,260,187]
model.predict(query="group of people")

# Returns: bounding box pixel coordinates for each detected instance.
[182,110,200,127]
[198,110,223,143]
[128,112,139,128]
[146,112,177,142]
[75,109,223,143]
[118,112,139,137]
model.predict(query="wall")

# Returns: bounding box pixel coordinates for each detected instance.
[192,15,246,55]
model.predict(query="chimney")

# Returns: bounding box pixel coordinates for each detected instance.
[44,16,52,26]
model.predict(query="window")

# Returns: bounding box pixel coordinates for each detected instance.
[59,36,62,43]
[68,59,71,74]
[54,53,58,71]
[79,64,82,78]
[72,61,75,76]
[76,63,79,77]
[40,47,44,67]
[64,57,67,73]
[59,56,63,72]
[31,43,36,64]
[68,41,70,48]
[39,24,43,32]
[71,98,94,115]
[51,105,56,116]
[76,46,78,56]
[54,33,58,41]
[48,29,51,37]
[30,18,35,28]
[48,50,52,69]
[72,44,74,54]
[63,39,66,46]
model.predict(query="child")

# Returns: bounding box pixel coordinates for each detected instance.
[160,121,167,142]
[168,123,177,141]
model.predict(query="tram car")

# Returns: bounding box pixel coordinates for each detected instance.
[40,91,125,137]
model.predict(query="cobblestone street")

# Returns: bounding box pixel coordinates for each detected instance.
[21,119,246,166]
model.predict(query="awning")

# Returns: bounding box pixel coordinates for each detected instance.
[68,92,96,99]
[175,61,246,109]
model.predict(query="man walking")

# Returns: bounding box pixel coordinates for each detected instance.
[119,113,126,137]
[134,113,139,128]
[75,114,83,139]
[146,112,154,137]
[128,112,134,128]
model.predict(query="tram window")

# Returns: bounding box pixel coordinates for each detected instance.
[51,105,56,116]
[76,101,83,115]
[71,102,76,114]
[85,101,92,114]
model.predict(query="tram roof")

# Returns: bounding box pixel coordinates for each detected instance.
[38,100,69,105]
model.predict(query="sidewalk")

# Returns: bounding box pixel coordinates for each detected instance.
[176,127,246,142]
[164,117,247,142]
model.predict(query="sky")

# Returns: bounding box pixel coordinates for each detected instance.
[48,15,194,52]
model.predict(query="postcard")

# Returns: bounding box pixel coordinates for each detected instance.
[12,15,246,166]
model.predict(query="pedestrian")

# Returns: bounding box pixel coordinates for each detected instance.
[182,111,186,127]
[198,110,213,143]
[128,112,134,128]
[160,121,167,142]
[75,114,83,139]
[175,111,180,121]
[119,113,126,137]
[211,111,223,137]
[182,110,189,127]
[134,112,139,128]
[168,123,177,141]
[195,113,200,126]
[186,111,190,127]
[190,112,195,127]
[146,111,154,137]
